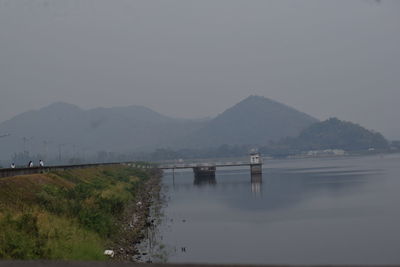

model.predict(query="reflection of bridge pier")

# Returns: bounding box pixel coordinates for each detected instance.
[193,166,216,186]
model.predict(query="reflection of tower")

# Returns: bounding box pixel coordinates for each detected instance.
[250,150,263,196]
[251,173,262,197]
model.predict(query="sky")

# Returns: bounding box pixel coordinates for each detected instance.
[0,0,399,139]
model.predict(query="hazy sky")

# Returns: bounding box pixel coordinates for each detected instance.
[0,0,399,139]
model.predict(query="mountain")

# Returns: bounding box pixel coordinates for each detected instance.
[0,102,206,160]
[0,96,320,161]
[287,118,389,151]
[179,96,318,148]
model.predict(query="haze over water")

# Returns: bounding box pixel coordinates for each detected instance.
[153,154,400,264]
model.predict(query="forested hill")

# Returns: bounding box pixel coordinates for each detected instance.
[179,95,318,148]
[287,118,389,151]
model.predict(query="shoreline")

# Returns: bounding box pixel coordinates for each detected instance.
[0,165,161,260]
[111,168,163,262]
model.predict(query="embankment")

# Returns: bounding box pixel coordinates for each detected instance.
[0,165,161,260]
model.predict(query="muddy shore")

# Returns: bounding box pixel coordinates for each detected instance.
[111,168,163,262]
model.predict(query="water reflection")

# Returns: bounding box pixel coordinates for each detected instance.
[193,175,216,186]
[154,155,400,265]
[230,167,374,212]
[251,173,262,197]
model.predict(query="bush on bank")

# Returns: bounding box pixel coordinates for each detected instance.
[0,165,150,260]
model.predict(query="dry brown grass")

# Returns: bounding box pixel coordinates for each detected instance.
[0,173,73,210]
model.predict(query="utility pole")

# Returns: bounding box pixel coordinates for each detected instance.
[43,140,48,161]
[58,144,66,163]
[22,137,27,155]
[22,136,33,156]
[0,134,10,168]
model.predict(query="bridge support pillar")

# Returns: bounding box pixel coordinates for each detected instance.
[250,163,262,175]
[193,166,216,178]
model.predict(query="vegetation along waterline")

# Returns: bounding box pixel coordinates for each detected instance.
[0,164,161,260]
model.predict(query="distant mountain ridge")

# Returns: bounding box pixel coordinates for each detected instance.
[180,95,318,148]
[0,102,206,160]
[0,96,319,160]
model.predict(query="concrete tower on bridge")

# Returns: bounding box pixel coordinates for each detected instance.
[250,150,262,175]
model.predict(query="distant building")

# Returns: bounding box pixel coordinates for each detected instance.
[306,149,346,157]
[330,149,346,156]
[250,152,262,164]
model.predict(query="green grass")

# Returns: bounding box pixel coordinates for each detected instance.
[0,165,151,260]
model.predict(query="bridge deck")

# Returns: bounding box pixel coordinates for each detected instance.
[159,161,260,170]
[0,161,262,178]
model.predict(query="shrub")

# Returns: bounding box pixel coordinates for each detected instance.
[0,214,48,259]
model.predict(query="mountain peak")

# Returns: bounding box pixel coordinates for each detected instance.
[41,102,82,112]
[181,95,319,147]
[241,95,272,102]
[236,95,295,110]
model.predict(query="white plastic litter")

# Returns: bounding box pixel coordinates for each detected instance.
[104,250,115,258]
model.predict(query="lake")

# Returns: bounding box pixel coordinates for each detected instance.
[149,154,400,265]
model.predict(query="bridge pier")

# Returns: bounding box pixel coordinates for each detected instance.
[193,166,216,178]
[160,156,263,184]
[250,163,262,175]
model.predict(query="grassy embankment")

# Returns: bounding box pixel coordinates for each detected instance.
[0,165,157,260]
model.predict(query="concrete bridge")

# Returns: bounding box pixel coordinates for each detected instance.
[0,157,262,179]
[159,160,262,178]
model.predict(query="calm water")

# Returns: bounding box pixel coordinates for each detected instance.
[150,154,400,265]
